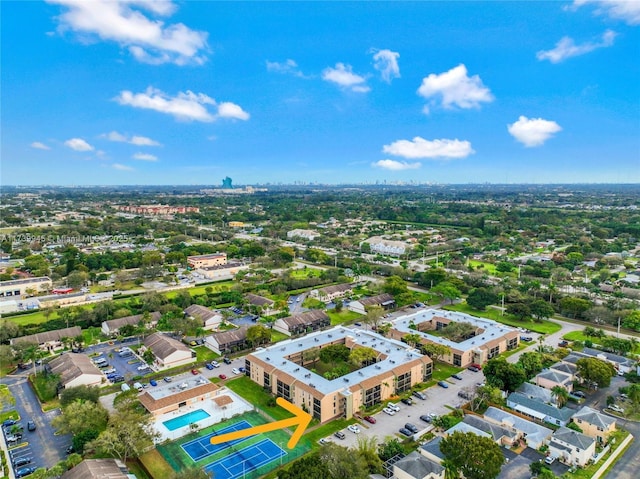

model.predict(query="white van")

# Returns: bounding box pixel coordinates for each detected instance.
[120,383,131,392]
[133,382,144,392]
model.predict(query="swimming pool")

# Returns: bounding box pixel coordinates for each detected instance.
[163,409,211,431]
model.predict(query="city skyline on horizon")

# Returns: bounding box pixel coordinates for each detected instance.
[2,1,639,186]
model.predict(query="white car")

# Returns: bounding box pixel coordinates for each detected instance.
[609,404,624,413]
[382,407,396,416]
[347,424,360,434]
[232,368,241,375]
[387,402,400,412]
[211,361,220,368]
[137,364,150,371]
[103,368,116,375]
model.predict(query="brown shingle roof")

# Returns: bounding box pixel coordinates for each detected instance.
[61,459,130,479]
[103,312,160,332]
[210,326,249,347]
[139,382,219,412]
[214,395,233,407]
[12,326,82,346]
[143,332,191,360]
[245,293,275,307]
[48,353,102,387]
[281,310,329,328]
[318,283,353,295]
[358,293,395,307]
[184,304,220,322]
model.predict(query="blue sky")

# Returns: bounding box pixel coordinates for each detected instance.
[2,0,639,185]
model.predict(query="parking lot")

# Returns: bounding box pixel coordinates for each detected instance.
[328,367,486,448]
[85,339,154,383]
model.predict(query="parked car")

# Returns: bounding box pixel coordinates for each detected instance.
[451,374,463,380]
[572,391,585,398]
[13,457,32,468]
[205,362,214,370]
[163,377,172,383]
[468,366,480,372]
[354,322,362,327]
[137,364,150,371]
[219,374,227,380]
[387,402,400,412]
[420,414,433,423]
[558,340,569,347]
[232,368,241,375]
[103,368,116,375]
[382,407,396,416]
[609,404,624,413]
[437,381,449,388]
[191,369,199,375]
[363,416,376,424]
[470,363,482,370]
[27,421,36,432]
[400,397,413,405]
[412,391,426,400]
[544,455,557,465]
[405,423,419,434]
[239,367,246,373]
[149,379,158,387]
[223,357,232,365]
[521,336,533,342]
[319,438,329,445]
[334,431,346,440]
[65,445,75,454]
[211,361,220,368]
[15,466,37,478]
[399,427,413,437]
[347,424,361,434]
[2,419,17,428]
[458,391,471,400]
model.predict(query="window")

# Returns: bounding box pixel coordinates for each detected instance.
[276,380,290,400]
[245,359,251,376]
[264,372,270,388]
[453,354,462,367]
[507,337,518,350]
[423,362,433,381]
[313,398,321,420]
[488,345,500,359]
[396,372,412,394]
[364,385,381,407]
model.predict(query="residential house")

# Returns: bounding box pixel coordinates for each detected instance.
[535,370,573,393]
[550,361,578,379]
[47,353,103,389]
[60,459,132,479]
[420,436,446,463]
[461,415,521,447]
[548,427,596,467]
[393,451,444,479]
[101,312,160,336]
[362,236,408,256]
[310,283,353,303]
[348,293,395,315]
[245,293,276,314]
[205,327,249,355]
[11,326,82,353]
[483,406,553,450]
[142,333,194,370]
[571,406,616,444]
[517,382,554,405]
[582,347,635,374]
[273,310,331,336]
[184,304,223,330]
[507,392,574,427]
[139,381,219,417]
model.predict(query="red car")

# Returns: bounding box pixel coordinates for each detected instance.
[364,416,376,424]
[219,374,227,380]
[191,369,199,375]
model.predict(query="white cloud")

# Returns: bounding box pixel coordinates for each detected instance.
[46,0,209,65]
[132,152,158,161]
[217,102,250,121]
[382,137,475,159]
[507,116,562,147]
[371,49,400,83]
[537,30,616,63]
[114,87,249,122]
[113,163,134,171]
[322,63,370,92]
[417,64,493,111]
[373,159,421,171]
[101,131,162,146]
[573,0,640,25]
[30,141,51,150]
[64,138,94,151]
[266,59,306,77]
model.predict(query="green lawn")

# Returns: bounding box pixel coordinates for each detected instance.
[225,376,295,421]
[270,330,289,343]
[290,268,322,279]
[468,260,499,275]
[138,449,174,479]
[303,417,355,445]
[164,281,234,299]
[566,430,630,479]
[193,345,220,363]
[563,331,640,354]
[444,303,562,335]
[327,309,362,326]
[432,361,464,381]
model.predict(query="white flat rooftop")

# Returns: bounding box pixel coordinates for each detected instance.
[249,326,423,395]
[392,308,516,351]
[145,372,211,401]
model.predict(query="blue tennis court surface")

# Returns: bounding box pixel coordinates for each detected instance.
[204,438,287,479]
[181,420,252,462]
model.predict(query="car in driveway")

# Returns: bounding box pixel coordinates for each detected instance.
[399,427,413,437]
[334,431,346,440]
[219,374,227,380]
[15,466,37,478]
[451,373,463,380]
[347,424,361,434]
[572,391,586,398]
[363,416,376,424]
[437,381,449,388]
[382,407,396,416]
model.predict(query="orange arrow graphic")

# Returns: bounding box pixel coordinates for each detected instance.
[210,397,312,449]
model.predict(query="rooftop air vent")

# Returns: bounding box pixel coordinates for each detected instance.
[282,361,286,365]
[266,357,270,361]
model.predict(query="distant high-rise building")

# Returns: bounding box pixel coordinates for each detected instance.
[222,176,233,189]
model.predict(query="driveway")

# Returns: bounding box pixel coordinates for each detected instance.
[1,375,71,472]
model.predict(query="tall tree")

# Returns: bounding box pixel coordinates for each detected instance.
[247,324,271,346]
[484,357,526,392]
[551,386,569,408]
[440,431,505,479]
[466,287,498,311]
[383,275,408,296]
[364,305,384,331]
[432,282,462,305]
[576,357,616,389]
[355,435,383,474]
[402,333,422,349]
[517,352,544,378]
[349,347,378,367]
[318,443,369,479]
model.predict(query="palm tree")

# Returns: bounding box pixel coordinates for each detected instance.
[442,458,459,479]
[22,343,41,377]
[551,386,569,408]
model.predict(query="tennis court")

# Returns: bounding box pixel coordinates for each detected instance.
[181,420,252,462]
[203,438,287,479]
